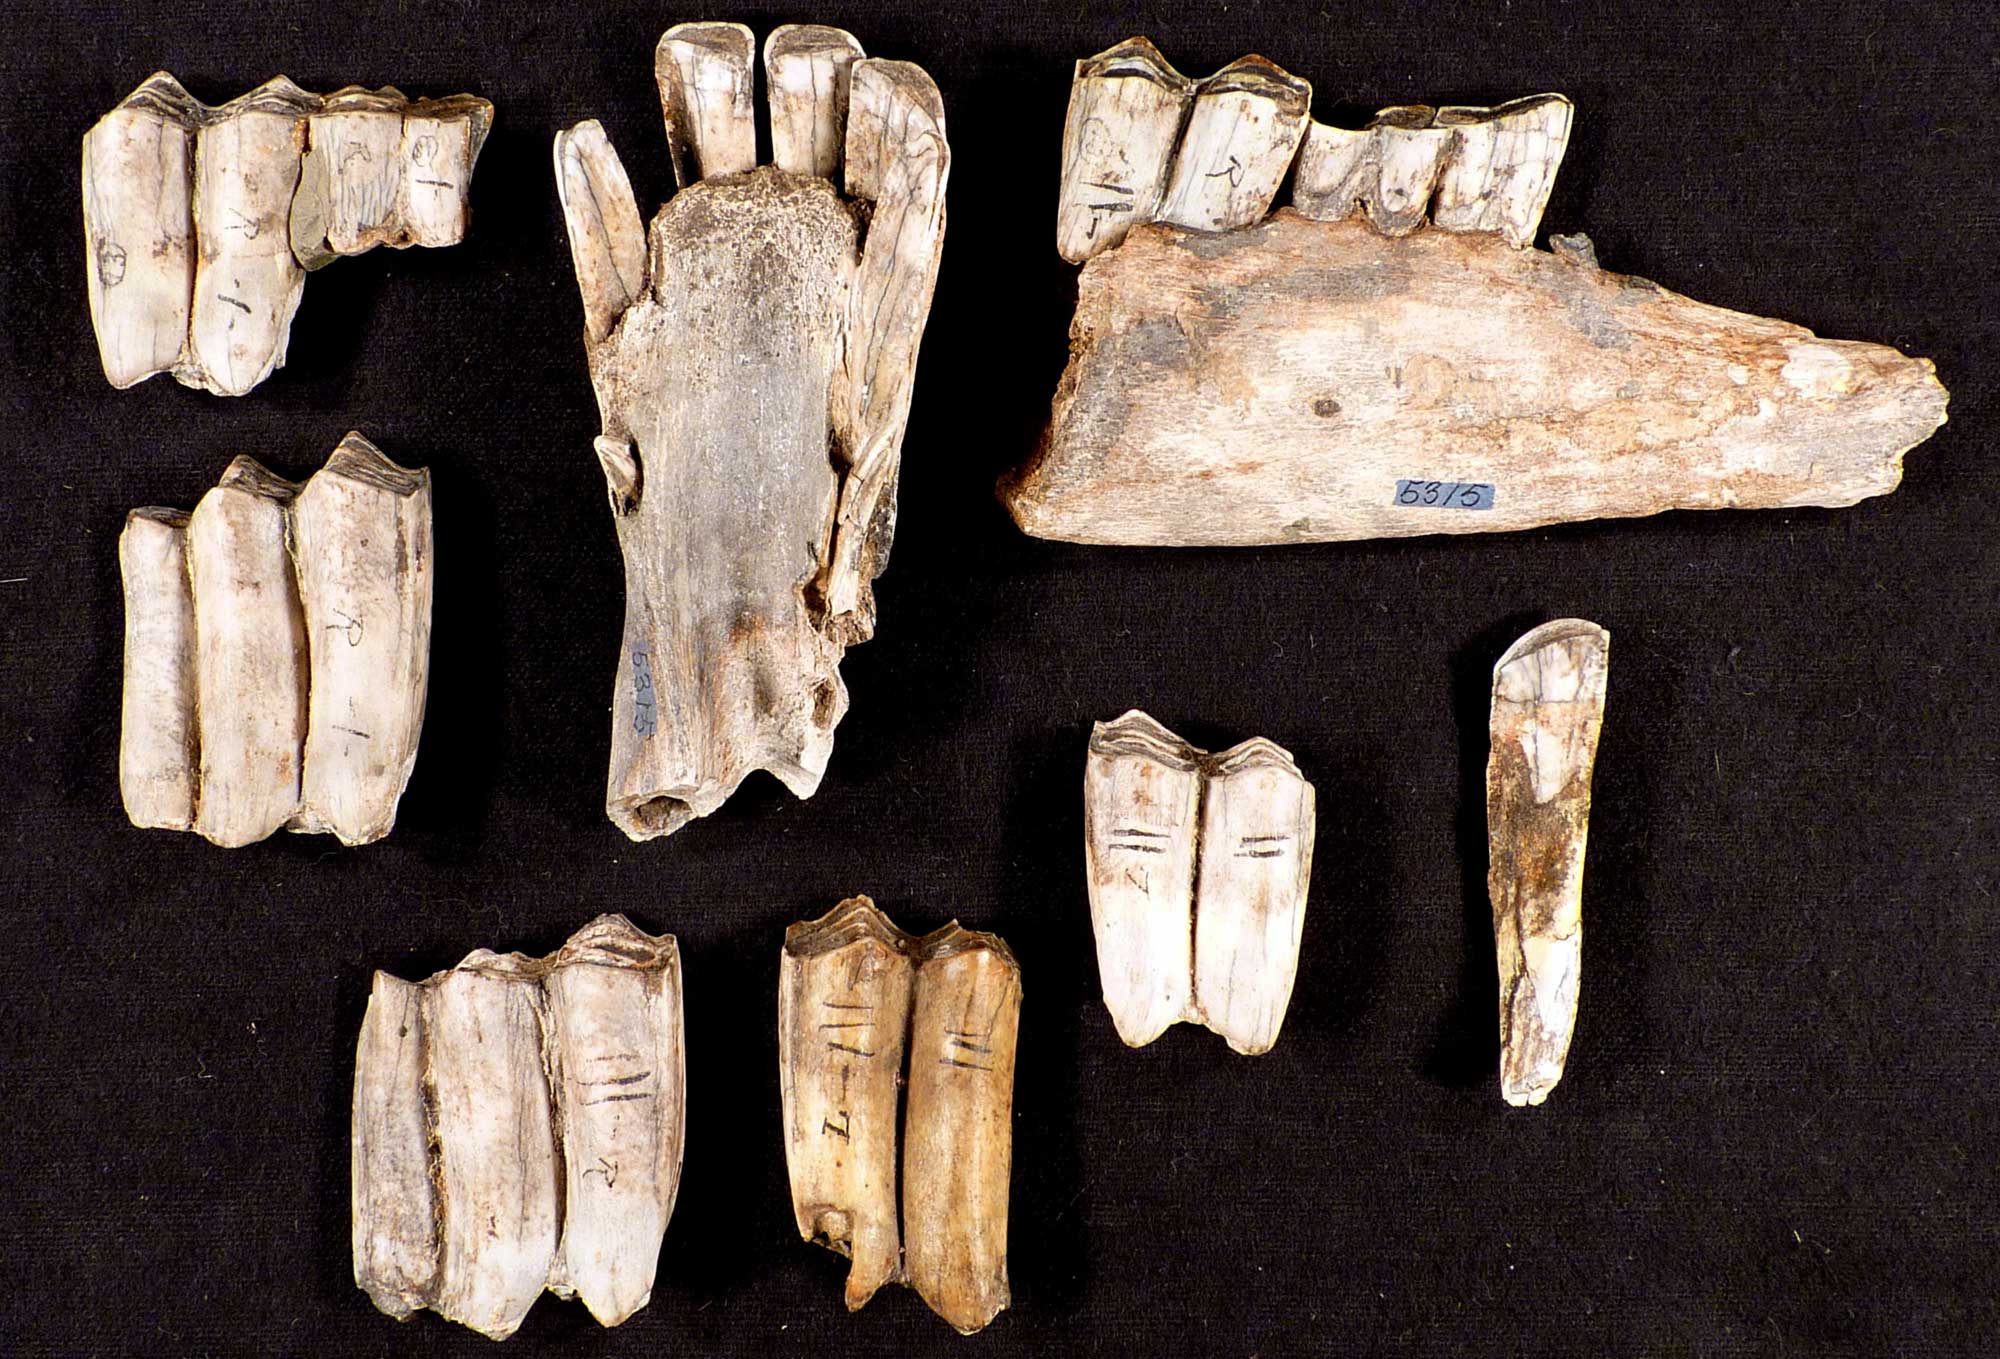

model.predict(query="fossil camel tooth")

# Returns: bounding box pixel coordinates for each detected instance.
[778,897,1020,1333]
[765,25,866,180]
[1431,95,1573,247]
[555,26,949,839]
[396,94,493,250]
[298,88,406,263]
[117,509,198,830]
[1054,37,1194,264]
[1084,711,1315,1054]
[352,915,685,1338]
[1488,620,1609,1107]
[1155,55,1311,234]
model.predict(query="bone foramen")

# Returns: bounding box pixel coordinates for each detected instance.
[1084,711,1315,1054]
[118,433,431,847]
[83,72,491,394]
[353,915,685,1338]
[554,24,948,840]
[1488,620,1609,1107]
[780,897,1020,1334]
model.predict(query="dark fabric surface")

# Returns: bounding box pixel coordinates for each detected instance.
[2,1,1995,1354]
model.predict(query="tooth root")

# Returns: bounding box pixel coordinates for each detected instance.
[903,926,1022,1335]
[765,24,865,179]
[118,509,198,831]
[1084,711,1200,1047]
[1156,56,1311,233]
[189,78,314,395]
[351,973,438,1322]
[293,433,433,847]
[778,897,918,1312]
[1488,619,1610,1107]
[186,458,307,848]
[81,72,199,388]
[1434,95,1573,247]
[553,120,648,346]
[543,917,686,1329]
[397,94,493,249]
[656,21,758,186]
[1054,37,1194,263]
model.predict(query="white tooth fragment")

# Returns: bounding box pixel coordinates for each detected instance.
[903,925,1022,1336]
[778,897,918,1312]
[292,433,433,846]
[117,509,198,830]
[351,973,438,1323]
[1290,118,1370,222]
[186,459,307,848]
[553,120,648,346]
[1156,56,1311,233]
[188,78,315,395]
[1433,95,1573,247]
[1054,37,1194,264]
[398,95,494,249]
[1488,619,1610,1107]
[1363,106,1450,237]
[81,72,200,388]
[301,88,405,264]
[765,25,865,179]
[656,21,758,186]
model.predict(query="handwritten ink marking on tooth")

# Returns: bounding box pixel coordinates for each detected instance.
[1236,833,1289,859]
[96,240,127,287]
[1393,480,1495,510]
[330,607,364,646]
[631,650,658,738]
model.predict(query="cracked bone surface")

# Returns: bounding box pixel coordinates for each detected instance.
[117,432,430,847]
[1003,37,1948,545]
[1487,620,1609,1107]
[554,24,948,840]
[82,72,491,394]
[1084,711,1315,1054]
[779,897,1020,1334]
[352,914,685,1338]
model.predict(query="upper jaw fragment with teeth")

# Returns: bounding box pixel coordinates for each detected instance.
[554,23,949,841]
[82,72,492,395]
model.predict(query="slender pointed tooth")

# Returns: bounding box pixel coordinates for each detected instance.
[656,21,757,186]
[425,957,561,1340]
[1193,738,1315,1055]
[765,24,865,179]
[118,509,198,831]
[397,94,494,249]
[298,88,404,262]
[1289,119,1371,222]
[1488,619,1610,1107]
[188,78,316,395]
[1055,37,1194,263]
[1155,55,1311,233]
[1362,106,1450,237]
[554,120,649,346]
[82,73,200,388]
[543,916,686,1328]
[778,897,918,1312]
[903,926,1021,1335]
[1084,711,1201,1046]
[293,433,433,847]
[186,459,306,848]
[351,972,439,1322]
[1434,95,1573,247]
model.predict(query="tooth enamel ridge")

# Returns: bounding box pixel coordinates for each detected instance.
[83,71,492,394]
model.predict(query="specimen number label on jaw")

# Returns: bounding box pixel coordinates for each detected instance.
[1395,480,1495,510]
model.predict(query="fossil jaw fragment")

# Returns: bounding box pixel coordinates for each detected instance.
[1488,620,1609,1106]
[352,915,685,1338]
[554,24,949,840]
[82,72,491,394]
[1006,38,1948,546]
[118,432,431,847]
[1083,711,1316,1054]
[779,896,1021,1334]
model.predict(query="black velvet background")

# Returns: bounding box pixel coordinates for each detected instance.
[3,2,1996,1354]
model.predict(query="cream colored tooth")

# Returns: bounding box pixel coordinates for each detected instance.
[765,24,865,179]
[186,458,306,848]
[552,120,648,346]
[903,925,1022,1336]
[293,433,433,847]
[1054,37,1194,263]
[1433,95,1573,247]
[117,508,198,831]
[1489,619,1609,1108]
[1289,118,1370,222]
[300,88,404,263]
[351,972,438,1323]
[656,21,758,186]
[543,917,687,1329]
[1156,56,1311,233]
[778,897,918,1312]
[1364,106,1450,237]
[81,72,200,388]
[398,94,493,249]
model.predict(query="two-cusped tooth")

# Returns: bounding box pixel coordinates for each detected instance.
[1084,711,1316,1055]
[118,433,432,847]
[779,898,1020,1334]
[1488,620,1610,1107]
